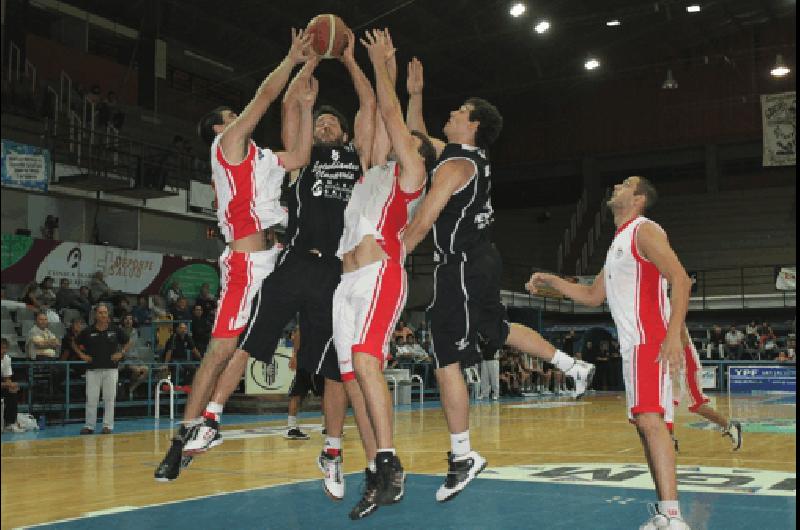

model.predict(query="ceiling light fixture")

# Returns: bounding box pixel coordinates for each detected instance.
[510,2,527,17]
[662,69,678,89]
[770,54,790,77]
[534,20,551,34]
[686,4,701,13]
[606,19,621,26]
[584,57,600,70]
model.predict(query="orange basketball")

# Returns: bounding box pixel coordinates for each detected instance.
[306,14,349,59]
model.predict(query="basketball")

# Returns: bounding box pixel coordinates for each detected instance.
[306,14,349,59]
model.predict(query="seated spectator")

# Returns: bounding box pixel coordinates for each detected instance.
[26,311,60,360]
[394,336,413,360]
[55,278,76,311]
[415,321,430,346]
[514,353,535,392]
[131,294,153,327]
[707,324,725,359]
[74,286,93,320]
[404,335,430,362]
[171,297,192,322]
[758,322,776,350]
[60,317,87,377]
[113,297,131,321]
[775,350,790,362]
[38,276,57,308]
[195,283,217,321]
[151,295,170,320]
[595,341,610,390]
[499,351,522,397]
[725,325,745,359]
[20,281,42,309]
[119,314,149,398]
[1,338,23,432]
[164,323,202,363]
[89,271,117,304]
[190,304,211,353]
[166,281,183,310]
[393,320,414,342]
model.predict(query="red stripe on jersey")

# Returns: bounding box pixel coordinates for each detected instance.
[632,223,668,347]
[212,251,249,338]
[216,142,259,241]
[683,344,710,412]
[353,261,404,361]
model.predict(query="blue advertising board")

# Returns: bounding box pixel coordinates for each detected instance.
[728,365,796,393]
[1,139,50,191]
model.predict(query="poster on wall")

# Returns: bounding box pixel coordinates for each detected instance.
[761,91,796,167]
[245,347,294,395]
[775,266,796,291]
[1,236,219,296]
[1,140,51,191]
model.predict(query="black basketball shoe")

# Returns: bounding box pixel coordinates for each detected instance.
[349,468,379,520]
[375,451,405,505]
[155,424,194,482]
[435,451,487,502]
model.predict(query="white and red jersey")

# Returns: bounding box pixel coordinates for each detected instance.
[604,216,671,353]
[210,134,287,243]
[336,161,423,263]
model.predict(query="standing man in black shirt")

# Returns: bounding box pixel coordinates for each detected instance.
[403,58,595,502]
[78,305,128,434]
[180,31,376,501]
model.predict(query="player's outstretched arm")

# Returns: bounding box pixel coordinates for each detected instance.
[281,55,320,152]
[340,29,376,171]
[526,271,606,307]
[637,222,692,376]
[220,28,313,164]
[402,159,472,253]
[363,29,425,192]
[277,76,319,171]
[406,57,446,157]
[368,30,396,167]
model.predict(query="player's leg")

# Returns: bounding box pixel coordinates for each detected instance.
[284,373,311,439]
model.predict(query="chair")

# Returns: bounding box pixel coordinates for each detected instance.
[15,307,36,322]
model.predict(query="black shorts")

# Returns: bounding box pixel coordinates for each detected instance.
[238,250,342,381]
[288,369,325,397]
[428,243,510,369]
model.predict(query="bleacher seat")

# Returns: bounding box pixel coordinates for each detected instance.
[20,320,35,338]
[1,320,17,335]
[16,307,36,322]
[50,321,66,340]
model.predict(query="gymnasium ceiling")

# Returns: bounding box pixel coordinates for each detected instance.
[49,0,796,106]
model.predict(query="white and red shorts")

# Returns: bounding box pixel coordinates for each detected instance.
[623,343,674,426]
[212,246,281,338]
[332,260,406,382]
[674,343,710,413]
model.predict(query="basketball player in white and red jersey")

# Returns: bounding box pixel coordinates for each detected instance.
[671,327,742,451]
[402,58,594,503]
[154,29,319,481]
[528,176,692,530]
[331,29,437,520]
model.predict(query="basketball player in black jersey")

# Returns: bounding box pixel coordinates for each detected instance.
[179,29,377,500]
[403,58,596,502]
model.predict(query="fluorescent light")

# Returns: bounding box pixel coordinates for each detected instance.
[510,2,526,17]
[606,19,621,26]
[662,69,678,89]
[686,4,701,13]
[584,58,600,70]
[534,20,551,34]
[771,54,790,77]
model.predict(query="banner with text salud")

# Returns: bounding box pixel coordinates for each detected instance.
[761,91,796,167]
[1,139,51,191]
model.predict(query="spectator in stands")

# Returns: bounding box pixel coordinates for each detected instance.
[26,311,60,360]
[515,353,535,392]
[89,271,116,304]
[166,281,183,310]
[499,350,522,397]
[162,322,202,383]
[1,338,23,432]
[131,295,153,327]
[20,281,42,309]
[394,336,413,360]
[393,320,414,342]
[594,341,610,390]
[119,314,149,398]
[60,317,86,378]
[416,321,430,346]
[787,336,796,360]
[758,322,776,350]
[725,325,745,359]
[74,286,93,321]
[55,278,76,311]
[707,324,726,359]
[406,335,430,362]
[195,283,216,320]
[113,297,131,321]
[562,329,577,356]
[191,304,211,353]
[78,305,128,434]
[38,277,57,308]
[151,295,170,320]
[171,297,192,322]
[608,340,623,391]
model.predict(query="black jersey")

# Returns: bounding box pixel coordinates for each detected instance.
[430,143,494,256]
[284,142,361,257]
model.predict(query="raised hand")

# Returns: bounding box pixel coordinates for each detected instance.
[288,28,314,65]
[297,76,319,108]
[525,272,553,295]
[407,57,424,95]
[340,28,356,64]
[360,29,394,66]
[384,28,398,84]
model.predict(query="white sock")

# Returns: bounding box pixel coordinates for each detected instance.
[551,350,576,372]
[205,401,223,421]
[368,460,376,472]
[658,500,681,519]
[377,448,396,455]
[324,436,342,454]
[288,415,297,428]
[450,430,471,457]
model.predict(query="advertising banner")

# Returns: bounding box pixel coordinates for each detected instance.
[1,139,51,191]
[761,91,796,167]
[728,365,796,394]
[245,346,294,395]
[701,365,718,390]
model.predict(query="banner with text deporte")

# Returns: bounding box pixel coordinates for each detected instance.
[1,234,219,298]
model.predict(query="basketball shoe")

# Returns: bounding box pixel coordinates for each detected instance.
[375,451,405,505]
[724,421,743,451]
[640,505,670,529]
[349,468,379,520]
[284,427,310,440]
[435,450,487,502]
[565,360,595,399]
[154,424,196,482]
[318,449,345,500]
[183,415,223,455]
